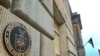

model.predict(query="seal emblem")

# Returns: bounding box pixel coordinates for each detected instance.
[4,22,31,56]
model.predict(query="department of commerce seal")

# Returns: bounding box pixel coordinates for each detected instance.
[4,22,31,56]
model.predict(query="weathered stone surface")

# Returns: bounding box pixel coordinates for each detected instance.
[0,5,40,56]
[68,40,76,54]
[0,0,10,8]
[40,33,55,56]
[54,0,66,21]
[54,2,65,25]
[29,28,40,56]
[59,24,68,56]
[79,48,85,56]
[39,0,53,15]
[11,0,54,40]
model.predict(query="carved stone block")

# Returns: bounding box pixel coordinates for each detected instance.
[11,0,54,40]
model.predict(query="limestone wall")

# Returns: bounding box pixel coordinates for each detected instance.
[0,5,40,56]
[0,0,56,56]
[0,0,83,56]
[40,33,55,56]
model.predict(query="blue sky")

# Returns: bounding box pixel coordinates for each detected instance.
[69,0,100,56]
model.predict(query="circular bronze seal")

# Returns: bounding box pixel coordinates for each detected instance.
[4,22,31,56]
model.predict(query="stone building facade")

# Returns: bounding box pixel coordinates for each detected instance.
[72,12,85,56]
[0,0,85,56]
